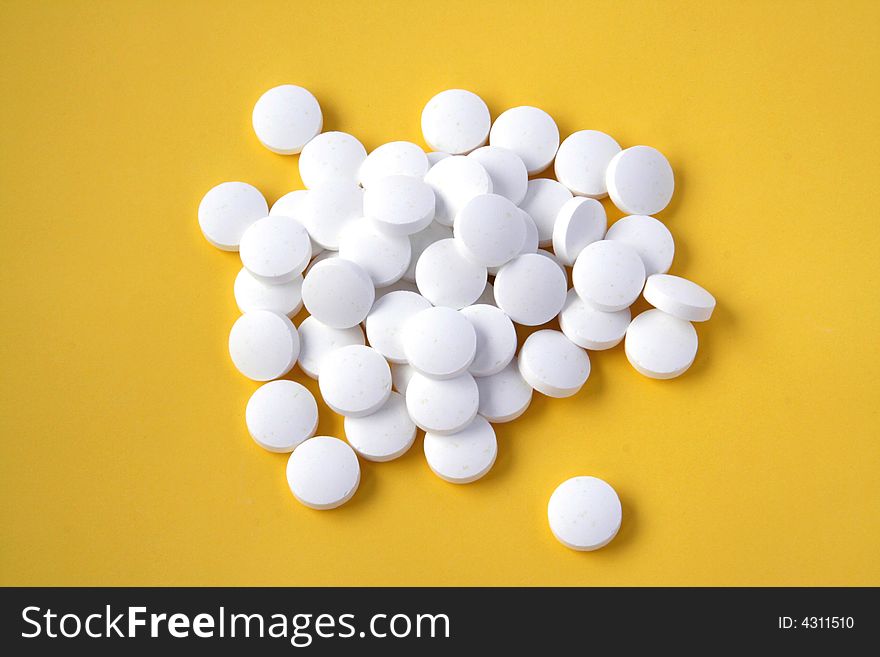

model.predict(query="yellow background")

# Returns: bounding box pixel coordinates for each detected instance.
[1,0,878,586]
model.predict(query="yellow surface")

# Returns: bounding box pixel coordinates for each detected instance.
[1,0,879,587]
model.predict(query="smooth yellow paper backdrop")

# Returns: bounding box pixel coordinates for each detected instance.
[1,0,878,586]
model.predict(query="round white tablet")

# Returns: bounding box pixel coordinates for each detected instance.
[286,436,360,510]
[643,274,715,322]
[552,197,607,266]
[338,219,411,287]
[363,175,435,236]
[390,362,416,395]
[519,178,573,246]
[365,291,432,363]
[298,131,366,188]
[548,476,622,551]
[423,155,493,226]
[424,415,497,484]
[319,345,391,417]
[198,182,268,251]
[304,181,363,250]
[467,146,528,205]
[403,221,453,282]
[421,89,491,154]
[239,215,312,284]
[559,289,630,350]
[518,329,590,398]
[489,106,560,174]
[475,362,533,423]
[453,193,525,268]
[245,380,318,452]
[344,392,416,462]
[426,151,451,167]
[228,310,299,381]
[269,190,322,259]
[301,258,375,329]
[606,145,674,215]
[405,372,479,435]
[572,240,646,312]
[554,130,622,198]
[625,308,698,379]
[359,141,429,188]
[460,304,516,377]
[415,238,487,309]
[296,316,364,379]
[605,214,674,276]
[234,267,303,317]
[252,85,322,155]
[402,306,476,379]
[494,253,567,326]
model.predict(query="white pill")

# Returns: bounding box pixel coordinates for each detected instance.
[475,362,533,423]
[252,85,322,155]
[426,151,451,167]
[363,175,435,236]
[548,476,622,551]
[365,291,432,363]
[518,329,590,398]
[344,392,416,462]
[476,280,496,306]
[453,193,525,268]
[286,436,359,510]
[494,253,567,326]
[421,89,491,155]
[239,215,312,284]
[403,221,453,282]
[625,308,698,379]
[554,130,622,198]
[519,178,573,246]
[405,372,479,435]
[359,141,429,188]
[246,380,318,452]
[424,415,497,484]
[605,214,674,276]
[460,304,516,377]
[228,310,299,381]
[552,197,607,266]
[198,182,268,251]
[296,316,364,379]
[606,145,674,216]
[234,267,303,317]
[298,131,366,188]
[301,258,375,329]
[643,274,715,322]
[304,181,363,250]
[423,155,493,226]
[338,220,411,288]
[415,238,487,309]
[489,106,559,174]
[391,362,416,395]
[269,190,322,258]
[402,306,476,379]
[467,146,528,205]
[319,345,391,417]
[559,289,630,351]
[572,240,646,312]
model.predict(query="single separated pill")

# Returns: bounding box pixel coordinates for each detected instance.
[423,155,493,226]
[605,214,675,276]
[252,85,322,155]
[338,220,411,288]
[365,291,432,363]
[643,274,716,322]
[572,240,646,312]
[403,221,453,282]
[359,141,429,188]
[625,308,698,379]
[228,310,299,381]
[246,380,318,452]
[269,190,322,258]
[559,289,631,351]
[552,197,607,266]
[198,182,268,251]
[304,181,363,250]
[402,306,477,379]
[548,476,622,551]
[286,436,360,510]
[415,238,487,309]
[319,345,391,417]
[460,304,517,377]
[519,178,573,246]
[554,130,622,198]
[405,372,479,435]
[494,253,567,326]
[296,316,364,379]
[298,131,366,188]
[454,193,525,268]
[239,215,312,284]
[363,175,435,236]
[344,392,416,462]
[467,146,529,205]
[421,89,491,155]
[475,362,533,423]
[518,329,590,398]
[606,145,674,216]
[489,106,560,174]
[301,258,375,329]
[234,267,303,317]
[424,416,497,484]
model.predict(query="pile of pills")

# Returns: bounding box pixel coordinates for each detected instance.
[198,85,716,551]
